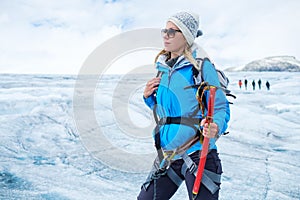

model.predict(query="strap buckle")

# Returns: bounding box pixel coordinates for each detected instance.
[158,117,167,125]
[189,162,197,174]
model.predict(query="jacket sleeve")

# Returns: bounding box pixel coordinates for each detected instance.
[143,93,156,110]
[202,60,230,135]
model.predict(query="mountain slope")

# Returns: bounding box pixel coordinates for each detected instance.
[227,56,300,72]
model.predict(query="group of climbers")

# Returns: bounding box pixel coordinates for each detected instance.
[238,79,270,91]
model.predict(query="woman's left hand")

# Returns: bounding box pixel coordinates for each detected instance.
[200,119,219,138]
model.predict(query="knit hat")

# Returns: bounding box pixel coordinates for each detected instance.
[168,11,203,46]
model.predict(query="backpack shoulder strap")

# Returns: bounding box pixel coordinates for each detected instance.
[193,57,212,84]
[191,44,212,83]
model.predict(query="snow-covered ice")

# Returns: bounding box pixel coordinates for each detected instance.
[0,72,299,200]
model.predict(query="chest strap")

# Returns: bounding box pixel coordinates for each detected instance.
[154,117,200,153]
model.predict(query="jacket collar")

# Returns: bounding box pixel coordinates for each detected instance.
[156,52,190,71]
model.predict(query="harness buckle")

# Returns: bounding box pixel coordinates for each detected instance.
[189,162,197,174]
[159,117,167,125]
[152,168,167,179]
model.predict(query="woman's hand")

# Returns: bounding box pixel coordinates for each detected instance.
[200,118,219,138]
[143,77,161,98]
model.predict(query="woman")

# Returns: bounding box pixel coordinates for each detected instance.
[138,11,230,200]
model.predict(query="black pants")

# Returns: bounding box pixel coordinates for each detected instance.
[137,150,222,200]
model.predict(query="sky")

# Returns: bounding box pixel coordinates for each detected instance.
[0,0,299,74]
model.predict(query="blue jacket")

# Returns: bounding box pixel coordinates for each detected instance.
[144,45,230,155]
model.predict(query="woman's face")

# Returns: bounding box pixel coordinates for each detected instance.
[162,21,187,58]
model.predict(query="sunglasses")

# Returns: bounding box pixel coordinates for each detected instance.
[161,28,182,38]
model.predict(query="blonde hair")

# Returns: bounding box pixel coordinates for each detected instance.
[154,46,199,70]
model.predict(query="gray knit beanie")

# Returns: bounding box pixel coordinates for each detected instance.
[168,11,203,46]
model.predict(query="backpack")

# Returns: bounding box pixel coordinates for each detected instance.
[191,46,236,104]
[189,52,235,137]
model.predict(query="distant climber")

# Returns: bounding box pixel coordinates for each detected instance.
[258,79,262,90]
[244,79,248,90]
[252,80,255,90]
[238,80,242,89]
[266,81,270,90]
